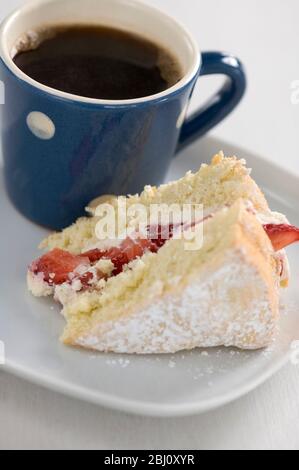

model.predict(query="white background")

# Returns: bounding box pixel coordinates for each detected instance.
[0,0,299,449]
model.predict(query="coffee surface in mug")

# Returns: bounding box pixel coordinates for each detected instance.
[13,25,183,100]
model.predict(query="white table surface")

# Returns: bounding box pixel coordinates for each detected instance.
[0,0,299,450]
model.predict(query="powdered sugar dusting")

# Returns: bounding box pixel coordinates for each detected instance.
[76,253,279,354]
[105,357,131,368]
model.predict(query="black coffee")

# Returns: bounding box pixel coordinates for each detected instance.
[13,25,182,100]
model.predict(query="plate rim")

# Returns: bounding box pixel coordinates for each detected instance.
[3,351,291,417]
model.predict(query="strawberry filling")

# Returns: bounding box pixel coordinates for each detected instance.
[263,224,299,251]
[30,248,90,285]
[82,236,159,276]
[30,222,299,291]
[29,225,173,290]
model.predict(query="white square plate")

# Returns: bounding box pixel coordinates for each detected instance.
[1,136,298,417]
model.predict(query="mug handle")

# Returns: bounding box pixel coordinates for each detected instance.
[176,51,246,153]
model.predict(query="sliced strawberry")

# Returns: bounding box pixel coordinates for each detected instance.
[32,224,177,289]
[82,246,124,275]
[78,271,95,288]
[148,224,174,248]
[82,237,158,276]
[30,248,90,285]
[82,248,106,263]
[110,250,129,275]
[120,237,158,259]
[263,224,299,251]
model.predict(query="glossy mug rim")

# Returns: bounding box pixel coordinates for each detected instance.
[0,0,201,106]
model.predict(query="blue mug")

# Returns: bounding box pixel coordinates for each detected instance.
[0,0,246,230]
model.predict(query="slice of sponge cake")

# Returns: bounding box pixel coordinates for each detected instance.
[28,153,295,353]
[62,200,280,352]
